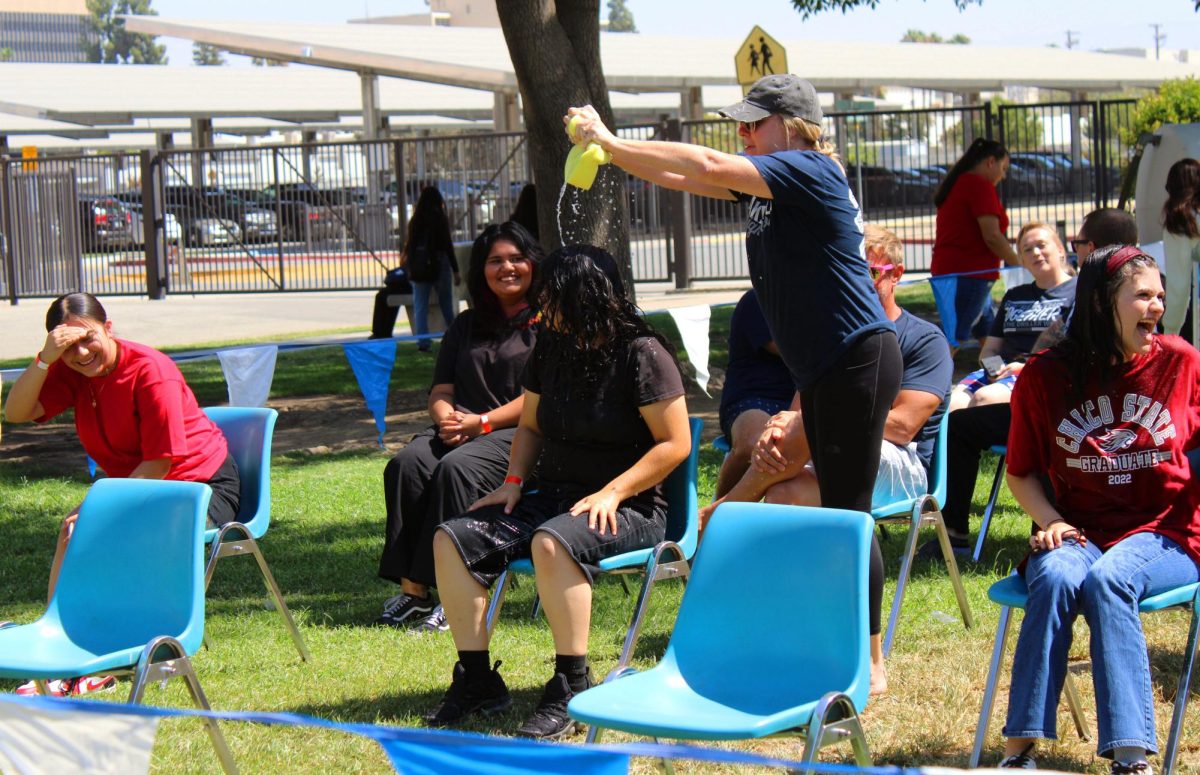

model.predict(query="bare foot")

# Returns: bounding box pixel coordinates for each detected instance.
[869,659,888,696]
[697,500,720,541]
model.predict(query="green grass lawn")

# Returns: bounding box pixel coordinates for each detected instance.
[1,301,1196,773]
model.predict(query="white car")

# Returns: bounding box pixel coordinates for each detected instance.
[128,205,181,247]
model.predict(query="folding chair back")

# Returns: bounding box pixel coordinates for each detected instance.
[671,502,872,714]
[54,478,209,658]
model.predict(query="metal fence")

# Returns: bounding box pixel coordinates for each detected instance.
[0,99,1137,301]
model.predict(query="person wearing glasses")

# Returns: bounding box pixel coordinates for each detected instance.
[930,138,1021,350]
[948,222,1076,412]
[935,209,1139,558]
[698,225,950,695]
[566,76,902,681]
[994,245,1200,774]
[3,292,239,697]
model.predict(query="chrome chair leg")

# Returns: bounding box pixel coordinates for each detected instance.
[484,569,511,635]
[971,604,1013,767]
[934,509,975,630]
[205,523,309,661]
[1163,589,1200,775]
[973,453,1007,563]
[614,542,689,671]
[882,504,923,657]
[244,537,310,662]
[129,636,239,775]
[1062,670,1090,741]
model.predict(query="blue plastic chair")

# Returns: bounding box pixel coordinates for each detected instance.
[568,502,874,767]
[970,573,1200,773]
[972,445,1009,562]
[870,408,974,656]
[0,478,238,774]
[203,407,310,662]
[484,417,703,677]
[711,435,730,456]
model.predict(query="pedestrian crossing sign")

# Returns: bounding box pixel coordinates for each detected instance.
[735,26,788,94]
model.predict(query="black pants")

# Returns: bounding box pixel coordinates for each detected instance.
[378,427,515,588]
[205,453,241,528]
[371,287,401,339]
[942,403,1011,536]
[800,331,903,636]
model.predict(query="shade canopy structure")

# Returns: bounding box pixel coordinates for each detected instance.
[123,17,1200,95]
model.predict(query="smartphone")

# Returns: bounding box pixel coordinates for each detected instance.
[982,356,1005,379]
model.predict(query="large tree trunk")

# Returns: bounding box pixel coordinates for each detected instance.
[497,0,635,298]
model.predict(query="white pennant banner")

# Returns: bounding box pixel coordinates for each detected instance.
[668,304,712,395]
[0,697,158,775]
[217,345,279,407]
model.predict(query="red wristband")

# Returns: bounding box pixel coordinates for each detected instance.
[504,475,523,486]
[480,413,492,434]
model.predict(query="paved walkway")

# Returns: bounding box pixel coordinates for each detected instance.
[0,281,751,363]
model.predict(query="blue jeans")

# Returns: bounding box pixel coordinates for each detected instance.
[1004,532,1200,757]
[412,260,456,351]
[954,277,995,344]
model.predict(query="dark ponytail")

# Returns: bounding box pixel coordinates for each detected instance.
[934,138,1008,208]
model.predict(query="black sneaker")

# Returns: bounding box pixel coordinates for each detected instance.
[424,661,512,727]
[376,593,435,627]
[515,670,592,740]
[916,534,970,562]
[1111,760,1153,775]
[415,605,449,633]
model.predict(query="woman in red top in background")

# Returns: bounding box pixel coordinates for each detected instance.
[931,138,1019,347]
[994,246,1200,773]
[4,293,237,632]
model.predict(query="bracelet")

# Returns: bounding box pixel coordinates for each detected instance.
[480,414,492,434]
[504,475,523,486]
[34,354,49,371]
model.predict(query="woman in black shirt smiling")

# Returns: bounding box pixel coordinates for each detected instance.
[376,222,542,631]
[426,245,691,740]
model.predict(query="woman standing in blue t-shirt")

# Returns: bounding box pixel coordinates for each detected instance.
[568,73,902,690]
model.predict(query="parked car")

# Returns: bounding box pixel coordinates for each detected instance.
[1007,153,1066,195]
[891,168,940,207]
[1004,158,1063,197]
[126,204,181,247]
[77,195,134,252]
[844,165,899,208]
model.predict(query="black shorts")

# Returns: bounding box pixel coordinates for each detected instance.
[719,396,792,442]
[204,454,242,529]
[436,488,666,588]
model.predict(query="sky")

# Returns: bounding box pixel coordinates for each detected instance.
[150,0,1200,65]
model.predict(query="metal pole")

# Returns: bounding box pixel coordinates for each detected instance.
[666,118,692,289]
[273,147,286,290]
[139,150,165,299]
[0,158,16,305]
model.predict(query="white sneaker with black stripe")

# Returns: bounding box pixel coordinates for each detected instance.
[376,593,435,627]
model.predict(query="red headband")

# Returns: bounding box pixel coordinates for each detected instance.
[1106,245,1148,276]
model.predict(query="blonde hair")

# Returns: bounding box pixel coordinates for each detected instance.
[1017,221,1074,275]
[864,224,903,268]
[781,116,840,166]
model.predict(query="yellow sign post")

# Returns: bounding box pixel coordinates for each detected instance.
[21,145,37,172]
[735,26,788,94]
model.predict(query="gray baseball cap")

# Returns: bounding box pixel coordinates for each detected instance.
[719,74,822,125]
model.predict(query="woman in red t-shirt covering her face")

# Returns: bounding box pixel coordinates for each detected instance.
[3,292,238,697]
[994,246,1200,773]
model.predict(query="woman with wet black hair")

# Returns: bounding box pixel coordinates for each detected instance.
[425,244,691,741]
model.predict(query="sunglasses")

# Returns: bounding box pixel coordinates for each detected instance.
[740,117,769,132]
[868,263,895,281]
[1070,238,1091,251]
